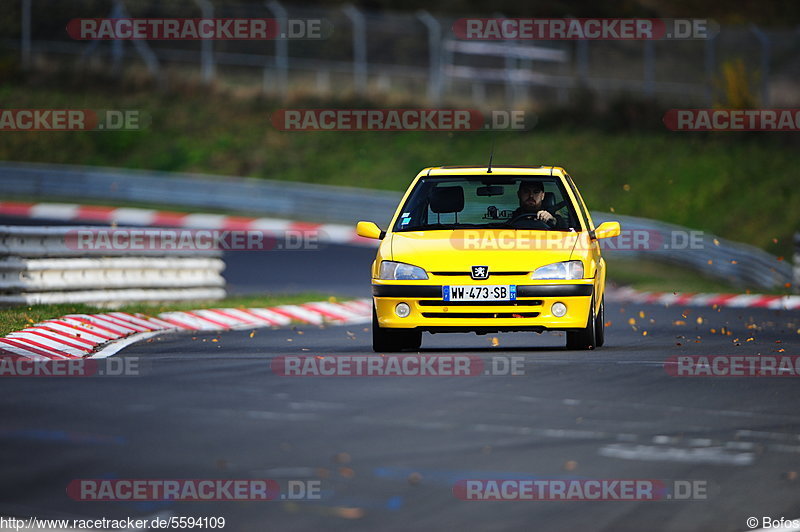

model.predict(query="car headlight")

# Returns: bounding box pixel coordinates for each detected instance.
[379,261,429,280]
[532,260,584,280]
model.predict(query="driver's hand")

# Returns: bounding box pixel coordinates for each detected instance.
[536,210,555,223]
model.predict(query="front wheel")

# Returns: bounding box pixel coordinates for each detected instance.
[372,306,422,352]
[594,296,605,347]
[566,297,597,350]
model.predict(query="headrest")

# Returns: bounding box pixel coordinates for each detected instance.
[429,186,465,214]
[543,191,555,210]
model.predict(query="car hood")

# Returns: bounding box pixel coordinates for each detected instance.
[389,230,585,272]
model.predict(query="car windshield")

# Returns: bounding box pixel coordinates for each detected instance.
[393,176,581,232]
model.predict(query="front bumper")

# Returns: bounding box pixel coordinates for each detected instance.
[373,282,594,332]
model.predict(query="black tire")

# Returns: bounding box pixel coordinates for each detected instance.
[595,296,605,347]
[372,306,422,352]
[566,297,597,350]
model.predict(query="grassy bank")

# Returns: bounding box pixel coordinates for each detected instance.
[0,81,798,258]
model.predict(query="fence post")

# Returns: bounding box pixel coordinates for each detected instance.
[195,0,215,84]
[492,13,517,107]
[110,0,125,75]
[266,0,289,97]
[750,25,771,106]
[417,10,442,106]
[114,0,162,84]
[442,38,453,96]
[643,39,655,98]
[21,0,31,69]
[704,33,717,106]
[576,39,588,85]
[343,4,367,95]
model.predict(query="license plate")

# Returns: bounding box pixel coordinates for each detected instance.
[442,285,516,302]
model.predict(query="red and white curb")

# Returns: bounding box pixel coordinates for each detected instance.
[608,286,800,311]
[0,200,375,247]
[0,298,372,361]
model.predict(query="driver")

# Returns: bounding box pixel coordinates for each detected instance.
[511,181,564,229]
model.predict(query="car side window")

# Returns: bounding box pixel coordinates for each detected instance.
[565,175,592,231]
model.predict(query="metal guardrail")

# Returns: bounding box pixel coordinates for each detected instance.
[795,232,800,291]
[592,213,793,290]
[0,161,792,290]
[0,225,226,306]
[0,161,399,228]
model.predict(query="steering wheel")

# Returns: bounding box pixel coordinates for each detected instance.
[507,212,552,230]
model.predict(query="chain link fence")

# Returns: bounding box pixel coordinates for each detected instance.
[5,0,800,107]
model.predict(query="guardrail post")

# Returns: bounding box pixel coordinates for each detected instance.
[417,10,442,106]
[472,81,485,104]
[750,25,771,106]
[266,0,289,97]
[21,0,31,70]
[195,0,215,84]
[343,4,367,95]
[316,69,331,93]
[794,232,800,293]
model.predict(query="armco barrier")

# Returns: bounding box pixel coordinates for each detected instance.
[795,232,800,293]
[0,161,791,290]
[592,213,792,290]
[0,225,225,306]
[0,161,399,227]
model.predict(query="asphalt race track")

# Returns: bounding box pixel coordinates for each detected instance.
[223,244,376,297]
[2,243,800,532]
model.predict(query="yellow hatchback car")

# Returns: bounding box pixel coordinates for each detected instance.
[357,166,620,352]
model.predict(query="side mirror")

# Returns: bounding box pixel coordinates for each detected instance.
[356,221,385,240]
[593,221,621,239]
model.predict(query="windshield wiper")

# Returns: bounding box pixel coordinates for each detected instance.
[397,223,480,232]
[397,224,449,232]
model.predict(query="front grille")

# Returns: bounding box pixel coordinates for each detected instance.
[421,312,540,319]
[418,300,542,307]
[432,271,529,276]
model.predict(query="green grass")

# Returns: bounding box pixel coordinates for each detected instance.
[1,81,797,258]
[0,292,331,337]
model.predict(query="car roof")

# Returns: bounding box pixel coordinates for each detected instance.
[421,166,567,177]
